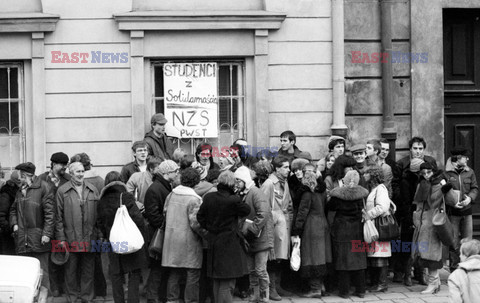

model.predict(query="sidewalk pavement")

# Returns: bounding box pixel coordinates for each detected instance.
[50,268,451,303]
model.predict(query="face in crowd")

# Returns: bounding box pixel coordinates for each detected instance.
[280,137,293,151]
[199,149,211,166]
[332,142,344,157]
[70,163,85,183]
[152,122,166,136]
[52,162,68,176]
[353,150,366,164]
[276,161,290,179]
[365,144,376,158]
[379,142,389,160]
[326,155,336,170]
[410,142,425,158]
[134,146,148,162]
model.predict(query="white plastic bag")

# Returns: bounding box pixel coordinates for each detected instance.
[290,241,301,271]
[109,194,144,254]
[363,219,379,244]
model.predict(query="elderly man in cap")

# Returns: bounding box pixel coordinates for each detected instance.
[445,147,479,272]
[145,113,175,161]
[38,152,70,297]
[9,162,55,298]
[56,161,99,303]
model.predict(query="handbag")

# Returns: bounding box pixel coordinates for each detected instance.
[109,193,145,254]
[375,200,400,241]
[148,222,165,257]
[432,197,455,246]
[363,198,379,243]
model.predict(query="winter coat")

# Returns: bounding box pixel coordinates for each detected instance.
[194,181,214,197]
[277,145,302,164]
[448,255,480,303]
[97,182,147,274]
[126,171,153,204]
[144,130,175,161]
[84,170,105,193]
[144,174,172,240]
[198,184,251,279]
[260,173,293,260]
[120,161,141,184]
[241,186,274,253]
[55,180,99,252]
[327,185,369,271]
[292,185,332,277]
[411,171,447,266]
[9,176,55,254]
[162,185,204,269]
[365,184,392,258]
[444,161,479,216]
[0,181,17,254]
[38,171,71,195]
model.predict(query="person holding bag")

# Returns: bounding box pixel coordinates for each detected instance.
[327,170,369,299]
[97,171,147,303]
[411,162,451,294]
[362,166,392,293]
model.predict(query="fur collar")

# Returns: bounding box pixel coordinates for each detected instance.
[330,185,369,201]
[99,181,127,200]
[172,185,202,200]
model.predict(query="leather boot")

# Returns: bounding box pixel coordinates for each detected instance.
[367,267,378,290]
[370,267,388,292]
[392,271,403,283]
[268,271,281,301]
[275,272,293,297]
[248,287,259,303]
[420,270,440,295]
[404,259,413,286]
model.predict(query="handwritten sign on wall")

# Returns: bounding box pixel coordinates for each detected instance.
[164,62,218,138]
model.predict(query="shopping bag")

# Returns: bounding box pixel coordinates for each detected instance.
[363,219,379,243]
[109,193,145,254]
[290,241,301,271]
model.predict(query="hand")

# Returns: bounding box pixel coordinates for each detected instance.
[41,236,50,245]
[362,209,372,221]
[291,236,300,246]
[454,202,464,209]
[13,225,18,232]
[461,195,472,206]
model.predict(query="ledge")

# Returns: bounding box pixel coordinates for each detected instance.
[0,12,59,32]
[113,10,287,31]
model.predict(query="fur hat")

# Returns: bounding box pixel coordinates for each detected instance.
[451,146,469,157]
[410,158,425,172]
[291,158,309,172]
[343,170,360,187]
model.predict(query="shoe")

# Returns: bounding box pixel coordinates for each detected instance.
[269,290,281,301]
[404,275,412,286]
[339,293,350,299]
[369,284,388,292]
[392,272,403,283]
[303,290,322,299]
[371,267,388,292]
[421,283,440,295]
[353,292,365,298]
[268,271,282,301]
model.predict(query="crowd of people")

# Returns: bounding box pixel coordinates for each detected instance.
[0,112,479,303]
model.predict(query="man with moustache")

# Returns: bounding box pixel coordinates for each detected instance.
[56,162,99,303]
[10,162,55,300]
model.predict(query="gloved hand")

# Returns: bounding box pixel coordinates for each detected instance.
[441,182,453,194]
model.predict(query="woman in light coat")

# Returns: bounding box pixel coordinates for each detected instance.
[363,166,392,292]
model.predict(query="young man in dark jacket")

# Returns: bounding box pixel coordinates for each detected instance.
[120,141,149,183]
[10,162,55,296]
[144,113,175,161]
[445,147,479,272]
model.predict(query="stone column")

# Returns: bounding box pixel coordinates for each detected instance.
[130,30,146,141]
[31,32,46,170]
[331,0,348,137]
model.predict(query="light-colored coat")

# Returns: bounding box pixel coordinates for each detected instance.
[448,255,480,303]
[260,173,293,260]
[126,171,153,204]
[162,185,203,269]
[365,184,392,258]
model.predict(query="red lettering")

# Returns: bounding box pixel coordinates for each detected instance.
[70,241,79,253]
[380,241,389,252]
[79,53,89,63]
[362,53,371,64]
[71,52,79,63]
[211,147,221,158]
[381,52,389,63]
[51,51,62,63]
[371,52,379,63]
[351,51,362,63]
[351,240,361,252]
[61,53,70,63]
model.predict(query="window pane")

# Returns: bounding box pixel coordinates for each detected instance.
[231,65,238,95]
[218,65,231,96]
[0,101,19,134]
[155,99,165,114]
[0,67,18,99]
[154,65,164,97]
[219,97,231,131]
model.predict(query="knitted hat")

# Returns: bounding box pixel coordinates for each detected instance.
[343,170,360,187]
[234,166,255,189]
[410,158,425,172]
[50,152,69,165]
[291,158,309,172]
[15,162,36,175]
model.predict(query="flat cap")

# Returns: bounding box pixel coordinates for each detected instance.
[50,152,69,165]
[350,144,366,153]
[151,113,168,124]
[15,162,36,175]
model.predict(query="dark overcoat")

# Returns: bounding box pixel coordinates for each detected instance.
[197,184,251,279]
[97,182,147,274]
[327,185,369,271]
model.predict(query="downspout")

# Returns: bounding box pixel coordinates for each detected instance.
[331,0,348,137]
[380,0,397,161]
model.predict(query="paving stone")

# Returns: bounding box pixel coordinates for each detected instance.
[320,295,353,302]
[376,292,407,300]
[394,298,427,303]
[434,288,449,296]
[388,286,412,293]
[421,296,448,303]
[350,293,378,301]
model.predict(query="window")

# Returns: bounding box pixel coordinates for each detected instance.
[0,63,25,176]
[152,60,245,154]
